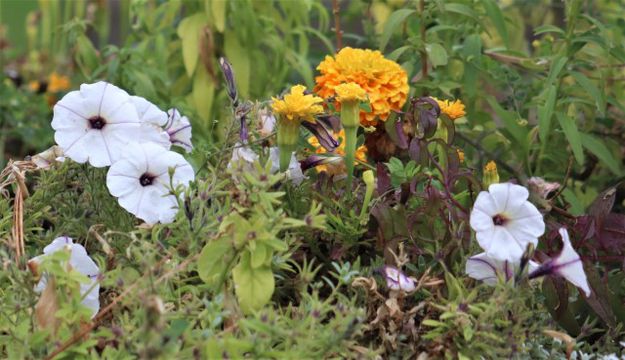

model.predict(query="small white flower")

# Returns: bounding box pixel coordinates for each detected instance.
[227,143,259,171]
[382,266,416,292]
[258,110,276,137]
[30,236,100,318]
[470,183,545,261]
[165,108,193,153]
[130,96,171,149]
[466,252,539,285]
[52,81,162,167]
[529,228,591,297]
[269,147,305,185]
[106,142,194,225]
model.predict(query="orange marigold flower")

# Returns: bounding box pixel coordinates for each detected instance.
[315,47,409,127]
[271,85,323,123]
[432,97,466,120]
[308,129,367,176]
[47,72,71,93]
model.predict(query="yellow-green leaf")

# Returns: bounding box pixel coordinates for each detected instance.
[224,32,250,98]
[177,13,208,77]
[232,253,274,314]
[211,0,227,32]
[193,66,215,122]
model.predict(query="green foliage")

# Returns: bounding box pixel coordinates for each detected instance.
[2,0,625,358]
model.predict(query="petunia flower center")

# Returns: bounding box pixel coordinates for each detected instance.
[139,173,156,187]
[88,116,106,130]
[492,214,508,226]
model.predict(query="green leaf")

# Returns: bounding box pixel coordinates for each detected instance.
[481,0,509,47]
[546,55,568,84]
[193,66,215,122]
[538,84,557,142]
[250,243,268,269]
[379,9,415,52]
[177,13,208,77]
[210,0,227,32]
[581,133,623,176]
[534,24,565,36]
[426,43,448,67]
[485,96,527,153]
[569,71,605,115]
[444,3,479,22]
[224,31,250,97]
[197,238,231,287]
[386,45,412,61]
[232,253,274,314]
[462,34,482,60]
[556,112,584,166]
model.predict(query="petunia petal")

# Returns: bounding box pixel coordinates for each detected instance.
[472,191,499,217]
[466,253,499,285]
[488,183,529,214]
[470,208,495,232]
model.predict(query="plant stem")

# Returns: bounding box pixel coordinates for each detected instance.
[344,126,356,188]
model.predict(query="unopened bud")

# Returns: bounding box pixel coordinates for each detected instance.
[483,161,499,188]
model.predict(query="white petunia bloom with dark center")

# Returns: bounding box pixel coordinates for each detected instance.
[470,183,545,261]
[466,252,539,285]
[52,81,163,167]
[106,142,195,225]
[29,236,100,318]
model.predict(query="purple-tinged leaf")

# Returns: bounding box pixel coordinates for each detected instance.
[376,162,392,197]
[316,114,341,133]
[394,119,409,149]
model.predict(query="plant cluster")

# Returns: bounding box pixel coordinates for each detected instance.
[1,0,625,359]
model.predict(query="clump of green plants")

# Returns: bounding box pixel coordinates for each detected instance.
[1,0,625,358]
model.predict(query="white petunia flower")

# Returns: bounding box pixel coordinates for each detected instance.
[130,96,171,149]
[165,108,193,153]
[470,183,545,261]
[52,81,163,167]
[269,147,305,185]
[106,142,194,225]
[466,252,539,285]
[29,236,100,318]
[382,266,416,292]
[529,228,591,297]
[227,143,259,171]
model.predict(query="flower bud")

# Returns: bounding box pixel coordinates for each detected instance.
[482,161,499,188]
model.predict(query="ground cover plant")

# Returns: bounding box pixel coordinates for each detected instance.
[1,0,625,358]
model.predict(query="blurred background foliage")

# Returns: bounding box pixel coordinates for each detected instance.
[2,0,625,357]
[2,0,625,212]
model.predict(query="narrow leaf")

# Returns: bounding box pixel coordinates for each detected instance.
[556,112,584,165]
[379,9,415,52]
[581,133,623,176]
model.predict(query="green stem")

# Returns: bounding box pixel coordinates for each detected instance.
[344,126,357,188]
[279,143,296,172]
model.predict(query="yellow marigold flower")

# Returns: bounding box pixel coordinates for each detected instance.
[315,47,409,127]
[335,82,367,102]
[47,72,71,93]
[307,129,367,175]
[485,160,497,172]
[432,97,466,120]
[271,84,323,123]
